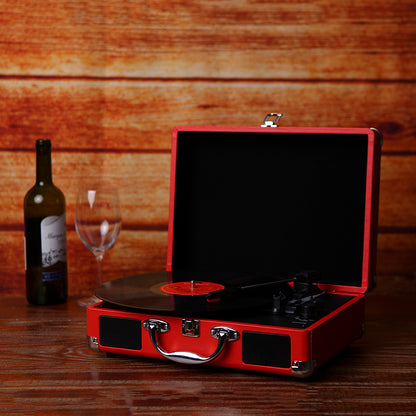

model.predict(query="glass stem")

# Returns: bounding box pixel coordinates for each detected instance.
[95,254,104,288]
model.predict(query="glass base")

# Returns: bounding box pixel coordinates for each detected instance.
[78,295,101,307]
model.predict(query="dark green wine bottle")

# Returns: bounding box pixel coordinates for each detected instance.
[24,139,68,305]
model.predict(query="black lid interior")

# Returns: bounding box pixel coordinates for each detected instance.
[171,130,368,287]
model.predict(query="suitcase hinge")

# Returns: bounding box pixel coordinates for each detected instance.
[261,113,283,128]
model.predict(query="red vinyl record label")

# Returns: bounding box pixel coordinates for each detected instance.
[160,281,225,296]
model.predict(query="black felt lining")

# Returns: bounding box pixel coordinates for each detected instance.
[172,131,368,287]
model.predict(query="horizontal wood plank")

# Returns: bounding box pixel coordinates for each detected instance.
[2,227,414,296]
[0,230,168,296]
[379,155,416,229]
[2,152,415,229]
[2,151,171,228]
[0,79,414,152]
[377,233,416,277]
[0,0,414,79]
[68,229,168,296]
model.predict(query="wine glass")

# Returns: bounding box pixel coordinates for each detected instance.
[75,184,122,307]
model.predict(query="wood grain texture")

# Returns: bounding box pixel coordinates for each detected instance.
[0,79,414,152]
[379,155,416,228]
[0,0,414,79]
[2,152,415,228]
[0,230,168,296]
[1,151,416,295]
[4,150,416,229]
[377,233,416,276]
[1,151,171,227]
[0,275,414,415]
[0,0,414,295]
[1,230,415,297]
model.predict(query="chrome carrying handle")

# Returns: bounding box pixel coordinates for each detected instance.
[143,319,239,365]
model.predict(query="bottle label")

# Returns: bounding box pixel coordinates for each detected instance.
[40,215,67,267]
[42,270,67,282]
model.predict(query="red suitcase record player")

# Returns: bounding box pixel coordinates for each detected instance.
[87,113,382,377]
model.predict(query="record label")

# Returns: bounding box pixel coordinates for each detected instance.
[160,281,225,296]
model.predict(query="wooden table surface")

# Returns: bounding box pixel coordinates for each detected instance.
[1,275,415,416]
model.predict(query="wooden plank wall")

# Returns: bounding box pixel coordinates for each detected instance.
[0,0,415,296]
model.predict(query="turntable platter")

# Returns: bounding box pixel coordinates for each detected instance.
[94,271,273,315]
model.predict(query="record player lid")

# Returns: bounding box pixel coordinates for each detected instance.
[167,125,382,294]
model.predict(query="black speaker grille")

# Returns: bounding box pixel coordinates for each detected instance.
[99,316,142,351]
[242,331,291,368]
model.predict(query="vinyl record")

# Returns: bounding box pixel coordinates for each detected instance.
[94,270,274,315]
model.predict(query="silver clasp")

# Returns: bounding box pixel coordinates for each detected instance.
[182,319,200,337]
[261,113,283,128]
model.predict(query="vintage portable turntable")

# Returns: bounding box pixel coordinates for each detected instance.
[87,114,382,377]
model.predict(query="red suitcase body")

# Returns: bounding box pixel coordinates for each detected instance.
[87,115,382,377]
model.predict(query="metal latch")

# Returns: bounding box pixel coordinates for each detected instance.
[182,319,200,337]
[261,113,283,128]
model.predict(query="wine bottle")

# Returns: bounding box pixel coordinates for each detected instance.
[24,139,68,305]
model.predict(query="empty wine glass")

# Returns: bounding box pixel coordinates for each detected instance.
[75,184,122,307]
